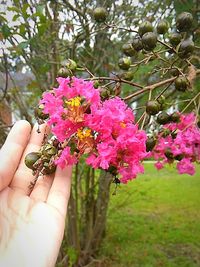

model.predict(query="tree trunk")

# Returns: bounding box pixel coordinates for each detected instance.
[62,166,113,267]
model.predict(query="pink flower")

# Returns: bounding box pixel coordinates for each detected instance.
[177,158,195,175]
[40,77,101,142]
[152,113,200,175]
[41,78,148,182]
[155,161,164,170]
[86,98,147,182]
[54,146,77,168]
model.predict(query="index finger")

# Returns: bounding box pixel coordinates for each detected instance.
[0,120,31,191]
[47,165,72,218]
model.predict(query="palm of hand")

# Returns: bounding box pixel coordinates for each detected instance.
[0,187,64,267]
[0,121,71,267]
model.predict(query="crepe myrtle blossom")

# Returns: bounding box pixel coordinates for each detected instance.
[85,97,148,183]
[40,77,148,183]
[152,113,200,175]
[40,77,101,142]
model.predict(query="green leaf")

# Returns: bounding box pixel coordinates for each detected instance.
[36,5,45,15]
[18,41,29,49]
[1,24,11,38]
[22,3,30,19]
[0,14,7,23]
[13,14,20,21]
[37,23,47,36]
[19,24,26,36]
[7,6,20,13]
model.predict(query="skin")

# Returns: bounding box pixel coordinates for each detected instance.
[0,120,72,267]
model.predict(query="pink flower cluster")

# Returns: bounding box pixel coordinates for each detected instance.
[85,97,148,183]
[40,77,100,142]
[40,77,147,183]
[152,113,200,175]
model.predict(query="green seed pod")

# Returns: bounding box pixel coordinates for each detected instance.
[122,43,136,57]
[93,7,107,22]
[164,148,174,160]
[146,137,157,152]
[157,111,171,125]
[176,12,193,32]
[156,19,169,34]
[62,59,77,71]
[93,80,100,88]
[25,152,41,170]
[43,144,57,157]
[118,57,131,70]
[171,131,177,139]
[178,39,194,58]
[34,104,49,120]
[132,37,143,51]
[170,112,180,123]
[100,88,110,100]
[121,71,134,81]
[142,32,157,51]
[57,67,73,78]
[146,100,160,115]
[138,21,153,37]
[169,32,182,47]
[175,76,188,92]
[175,154,184,161]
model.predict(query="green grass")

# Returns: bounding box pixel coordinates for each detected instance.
[97,163,200,267]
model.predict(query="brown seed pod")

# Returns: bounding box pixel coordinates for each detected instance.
[25,152,41,170]
[146,100,160,115]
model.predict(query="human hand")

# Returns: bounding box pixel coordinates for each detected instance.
[0,121,72,267]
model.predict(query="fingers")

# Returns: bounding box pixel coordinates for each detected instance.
[47,165,72,217]
[10,123,48,195]
[0,120,31,191]
[30,174,54,202]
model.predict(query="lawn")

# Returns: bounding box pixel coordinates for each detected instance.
[97,163,200,267]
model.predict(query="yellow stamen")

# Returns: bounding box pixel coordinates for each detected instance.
[77,128,92,140]
[120,122,126,128]
[66,96,81,107]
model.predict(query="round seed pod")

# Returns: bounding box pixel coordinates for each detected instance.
[146,100,160,115]
[176,12,193,32]
[118,57,131,70]
[146,137,157,152]
[57,67,73,78]
[93,7,107,22]
[175,76,188,92]
[157,111,171,125]
[169,32,182,47]
[122,43,136,57]
[138,21,153,37]
[164,148,174,160]
[34,104,49,120]
[25,152,41,170]
[142,32,157,51]
[62,59,77,71]
[170,112,180,123]
[175,154,184,161]
[156,19,169,34]
[132,37,143,51]
[178,39,194,58]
